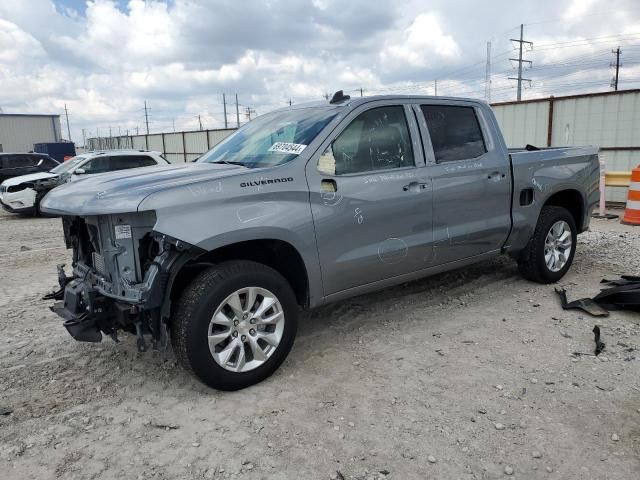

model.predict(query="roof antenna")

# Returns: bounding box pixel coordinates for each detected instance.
[329,90,350,104]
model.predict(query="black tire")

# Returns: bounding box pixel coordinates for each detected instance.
[171,260,298,391]
[518,206,577,284]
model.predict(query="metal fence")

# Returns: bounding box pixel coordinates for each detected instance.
[492,89,640,202]
[87,128,236,163]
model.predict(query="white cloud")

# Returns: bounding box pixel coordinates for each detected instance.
[1,0,640,143]
[380,14,460,70]
[0,18,46,64]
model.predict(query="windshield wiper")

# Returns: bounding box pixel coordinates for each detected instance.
[215,160,248,167]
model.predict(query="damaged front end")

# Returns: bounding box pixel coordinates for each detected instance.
[48,212,198,351]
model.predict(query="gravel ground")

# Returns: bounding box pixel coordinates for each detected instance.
[0,209,638,480]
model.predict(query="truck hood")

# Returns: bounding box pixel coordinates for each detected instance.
[40,162,250,216]
[1,171,58,187]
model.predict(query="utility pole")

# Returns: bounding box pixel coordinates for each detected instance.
[235,94,240,127]
[198,114,203,131]
[611,47,621,91]
[434,80,438,96]
[485,41,492,103]
[245,106,255,121]
[359,87,363,97]
[144,101,150,134]
[81,128,86,148]
[64,104,72,142]
[172,119,176,132]
[222,93,228,129]
[288,99,293,106]
[135,126,139,135]
[509,24,532,101]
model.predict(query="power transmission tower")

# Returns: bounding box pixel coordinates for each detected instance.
[434,79,438,96]
[508,24,532,101]
[235,94,240,127]
[245,106,256,121]
[611,47,621,91]
[81,128,86,148]
[198,114,203,130]
[288,99,293,106]
[222,93,228,129]
[359,88,363,97]
[485,41,492,103]
[144,101,150,134]
[64,104,72,142]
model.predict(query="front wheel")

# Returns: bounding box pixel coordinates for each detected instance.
[171,260,298,390]
[518,206,577,284]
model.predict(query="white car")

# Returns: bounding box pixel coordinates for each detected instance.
[0,150,168,215]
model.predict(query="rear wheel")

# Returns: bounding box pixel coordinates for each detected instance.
[518,206,577,284]
[171,260,298,390]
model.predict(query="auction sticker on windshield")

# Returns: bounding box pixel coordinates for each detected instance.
[268,142,307,155]
[114,224,132,239]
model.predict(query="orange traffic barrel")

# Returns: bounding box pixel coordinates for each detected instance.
[622,166,640,225]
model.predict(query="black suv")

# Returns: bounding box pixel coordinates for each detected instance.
[0,153,60,183]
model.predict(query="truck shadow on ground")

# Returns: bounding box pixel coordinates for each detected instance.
[300,255,519,339]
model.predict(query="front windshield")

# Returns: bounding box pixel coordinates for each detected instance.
[198,107,340,168]
[50,156,86,174]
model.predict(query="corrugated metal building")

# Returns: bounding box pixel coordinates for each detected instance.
[0,114,62,153]
[492,89,640,202]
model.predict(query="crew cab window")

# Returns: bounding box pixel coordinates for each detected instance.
[319,106,414,175]
[421,105,486,163]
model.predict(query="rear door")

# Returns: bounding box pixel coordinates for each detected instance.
[415,102,511,265]
[306,102,433,296]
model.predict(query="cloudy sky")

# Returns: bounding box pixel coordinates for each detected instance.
[1,0,639,144]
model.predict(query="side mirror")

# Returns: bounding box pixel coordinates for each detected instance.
[75,168,86,175]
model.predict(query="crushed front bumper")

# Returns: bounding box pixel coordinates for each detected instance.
[51,277,129,343]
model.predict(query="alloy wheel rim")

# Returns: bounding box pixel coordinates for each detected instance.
[208,286,285,372]
[544,220,573,272]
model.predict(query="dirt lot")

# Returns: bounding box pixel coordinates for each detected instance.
[0,209,638,480]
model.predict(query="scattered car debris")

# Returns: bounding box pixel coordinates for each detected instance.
[593,326,606,356]
[594,276,640,312]
[555,276,640,317]
[554,288,609,317]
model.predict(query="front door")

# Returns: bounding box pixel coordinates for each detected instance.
[306,103,433,296]
[416,103,512,265]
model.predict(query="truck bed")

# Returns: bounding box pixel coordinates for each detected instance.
[505,145,600,253]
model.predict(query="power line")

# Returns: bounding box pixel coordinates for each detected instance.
[611,46,621,90]
[64,104,72,142]
[222,93,228,129]
[508,24,533,101]
[144,101,150,135]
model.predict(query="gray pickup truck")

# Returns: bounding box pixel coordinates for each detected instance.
[42,92,599,390]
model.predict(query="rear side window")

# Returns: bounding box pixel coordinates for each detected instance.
[421,105,486,163]
[112,155,157,169]
[6,154,31,168]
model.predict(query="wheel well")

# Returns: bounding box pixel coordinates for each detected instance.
[543,189,584,231]
[169,239,309,310]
